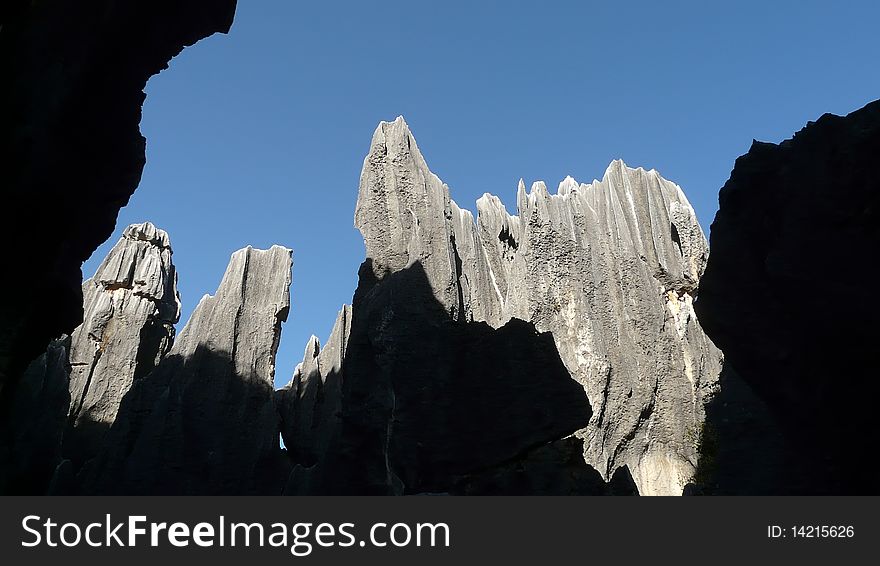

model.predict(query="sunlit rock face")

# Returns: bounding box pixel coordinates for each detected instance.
[80,244,292,495]
[65,222,180,464]
[0,222,180,494]
[348,117,721,495]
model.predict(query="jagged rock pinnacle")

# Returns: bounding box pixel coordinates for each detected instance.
[345,117,721,495]
[66,221,180,463]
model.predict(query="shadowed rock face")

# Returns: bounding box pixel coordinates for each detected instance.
[0,0,237,402]
[1,236,292,495]
[695,100,880,494]
[284,262,593,495]
[80,245,292,495]
[0,221,182,493]
[0,338,70,494]
[65,222,180,465]
[277,306,351,468]
[330,117,721,495]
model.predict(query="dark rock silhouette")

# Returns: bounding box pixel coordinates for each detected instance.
[685,366,786,495]
[80,245,292,495]
[283,261,595,495]
[276,306,350,469]
[695,100,880,494]
[348,117,721,495]
[0,0,237,404]
[0,338,70,494]
[77,346,289,495]
[452,438,640,496]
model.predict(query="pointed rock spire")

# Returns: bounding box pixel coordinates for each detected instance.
[66,221,180,463]
[82,244,293,495]
[343,117,722,495]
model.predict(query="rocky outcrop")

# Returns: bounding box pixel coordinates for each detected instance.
[0,221,179,494]
[284,117,720,495]
[341,117,721,495]
[0,338,70,494]
[695,100,880,494]
[480,163,720,496]
[2,116,720,496]
[65,222,180,465]
[80,245,292,494]
[0,0,237,403]
[285,262,592,495]
[277,305,350,468]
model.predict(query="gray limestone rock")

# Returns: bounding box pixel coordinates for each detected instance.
[81,245,292,494]
[349,117,722,495]
[277,305,350,468]
[286,262,592,495]
[65,222,180,463]
[168,245,291,382]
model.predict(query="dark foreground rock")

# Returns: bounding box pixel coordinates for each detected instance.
[0,0,237,404]
[0,338,70,494]
[695,100,880,494]
[283,117,721,495]
[80,245,292,494]
[283,262,593,495]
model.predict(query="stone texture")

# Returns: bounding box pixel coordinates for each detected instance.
[285,262,592,495]
[80,245,292,494]
[277,305,350,468]
[65,222,180,464]
[694,99,880,494]
[0,0,237,403]
[346,117,721,495]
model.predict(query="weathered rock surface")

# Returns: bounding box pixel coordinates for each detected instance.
[283,118,719,495]
[285,262,592,495]
[0,0,237,404]
[695,100,880,494]
[65,222,180,464]
[80,245,292,494]
[277,305,350,468]
[342,117,721,495]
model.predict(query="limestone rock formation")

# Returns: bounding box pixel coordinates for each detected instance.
[0,0,237,403]
[277,305,350,468]
[285,262,593,495]
[344,117,721,495]
[695,100,880,494]
[65,222,180,464]
[81,245,292,494]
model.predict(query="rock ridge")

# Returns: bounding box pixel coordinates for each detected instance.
[345,116,721,495]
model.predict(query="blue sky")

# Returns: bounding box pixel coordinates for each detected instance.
[83,1,880,387]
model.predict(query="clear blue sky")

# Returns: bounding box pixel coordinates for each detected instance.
[84,1,880,388]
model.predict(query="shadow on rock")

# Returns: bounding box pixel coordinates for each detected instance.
[685,365,787,495]
[0,338,71,494]
[695,100,880,494]
[287,260,596,495]
[77,345,289,495]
